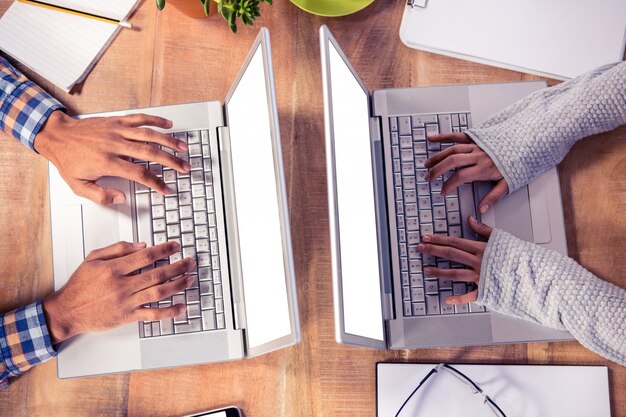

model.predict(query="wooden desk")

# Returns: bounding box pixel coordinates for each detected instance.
[0,1,624,415]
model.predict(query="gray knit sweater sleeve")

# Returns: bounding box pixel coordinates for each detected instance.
[477,229,626,365]
[465,62,626,193]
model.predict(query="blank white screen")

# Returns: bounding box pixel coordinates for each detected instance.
[227,45,291,349]
[328,43,384,341]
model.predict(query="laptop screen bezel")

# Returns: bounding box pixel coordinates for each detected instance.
[223,28,300,357]
[320,25,388,349]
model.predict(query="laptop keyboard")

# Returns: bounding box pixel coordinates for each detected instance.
[134,130,226,338]
[388,113,487,317]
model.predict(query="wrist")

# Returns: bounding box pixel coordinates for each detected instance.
[42,292,77,344]
[33,110,71,159]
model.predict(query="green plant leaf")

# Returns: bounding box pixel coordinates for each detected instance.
[203,0,210,15]
[156,0,165,11]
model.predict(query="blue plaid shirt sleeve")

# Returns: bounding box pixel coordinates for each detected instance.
[0,301,57,390]
[0,55,65,150]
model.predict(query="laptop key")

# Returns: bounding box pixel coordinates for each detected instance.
[455,303,470,314]
[143,322,152,337]
[399,116,411,135]
[161,319,174,335]
[216,314,225,329]
[198,267,211,281]
[389,117,398,132]
[200,280,213,295]
[187,304,201,318]
[201,295,215,310]
[174,322,194,334]
[425,280,439,294]
[411,287,425,302]
[403,301,412,317]
[440,291,454,314]
[438,114,453,133]
[425,295,440,315]
[202,309,216,330]
[412,302,426,316]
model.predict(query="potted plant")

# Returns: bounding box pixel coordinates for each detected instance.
[157,0,272,33]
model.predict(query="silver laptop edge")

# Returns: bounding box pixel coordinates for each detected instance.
[50,28,300,378]
[320,25,390,349]
[223,28,300,357]
[320,25,572,350]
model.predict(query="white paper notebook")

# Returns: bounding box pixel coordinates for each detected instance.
[377,363,611,417]
[399,0,626,80]
[0,0,139,92]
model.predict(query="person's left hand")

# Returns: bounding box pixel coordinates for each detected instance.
[425,132,509,214]
[34,111,191,205]
[415,216,493,304]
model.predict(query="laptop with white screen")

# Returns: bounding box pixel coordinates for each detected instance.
[49,28,300,378]
[320,25,573,349]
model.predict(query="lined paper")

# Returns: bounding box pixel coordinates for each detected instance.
[0,0,138,91]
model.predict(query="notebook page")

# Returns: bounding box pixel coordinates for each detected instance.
[0,1,136,91]
[44,0,137,21]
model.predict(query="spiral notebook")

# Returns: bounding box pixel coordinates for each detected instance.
[0,0,139,92]
[377,363,611,417]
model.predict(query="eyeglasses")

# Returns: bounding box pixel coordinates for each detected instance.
[394,363,508,417]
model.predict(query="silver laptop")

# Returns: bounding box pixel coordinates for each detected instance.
[320,25,573,350]
[49,29,300,378]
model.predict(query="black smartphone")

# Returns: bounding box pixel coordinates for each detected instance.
[184,406,242,417]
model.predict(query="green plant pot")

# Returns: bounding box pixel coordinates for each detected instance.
[290,0,375,17]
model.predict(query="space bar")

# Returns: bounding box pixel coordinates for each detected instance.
[458,183,477,240]
[135,193,153,246]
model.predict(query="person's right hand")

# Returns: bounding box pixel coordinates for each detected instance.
[425,132,509,214]
[42,241,195,344]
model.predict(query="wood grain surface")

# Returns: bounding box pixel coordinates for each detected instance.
[0,0,624,416]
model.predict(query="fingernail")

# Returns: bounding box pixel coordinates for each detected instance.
[133,242,147,248]
[421,235,431,242]
[186,258,196,271]
[469,215,476,222]
[424,160,431,168]
[179,304,187,313]
[178,141,188,151]
[415,244,425,251]
[171,241,180,250]
[424,173,430,181]
[185,275,195,286]
[424,267,433,274]
[479,204,489,214]
[182,162,191,171]
[112,195,126,204]
[165,120,174,128]
[164,185,172,194]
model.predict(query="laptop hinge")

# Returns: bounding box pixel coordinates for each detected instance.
[217,125,248,331]
[369,117,394,322]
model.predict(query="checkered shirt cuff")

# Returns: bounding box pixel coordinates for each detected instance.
[0,301,57,390]
[1,55,65,150]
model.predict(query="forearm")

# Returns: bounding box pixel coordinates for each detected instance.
[478,229,626,365]
[0,301,57,390]
[466,62,626,193]
[0,55,65,150]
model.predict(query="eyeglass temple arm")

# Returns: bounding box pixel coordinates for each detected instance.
[394,367,440,417]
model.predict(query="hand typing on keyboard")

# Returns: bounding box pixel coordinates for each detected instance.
[42,241,195,344]
[34,112,191,205]
[415,216,493,305]
[424,132,508,214]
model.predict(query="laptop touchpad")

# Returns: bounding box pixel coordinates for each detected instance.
[477,183,534,243]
